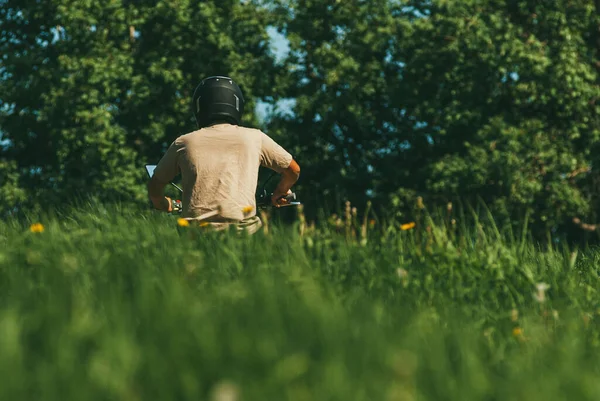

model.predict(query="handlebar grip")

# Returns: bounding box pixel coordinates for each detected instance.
[171,199,183,213]
[256,192,298,207]
[282,192,296,202]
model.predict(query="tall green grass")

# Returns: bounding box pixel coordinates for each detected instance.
[0,201,599,401]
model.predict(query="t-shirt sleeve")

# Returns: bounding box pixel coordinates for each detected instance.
[259,132,293,173]
[153,139,184,183]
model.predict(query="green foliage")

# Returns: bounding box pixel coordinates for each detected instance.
[268,0,406,210]
[1,206,600,400]
[398,0,600,237]
[2,0,600,241]
[0,159,27,210]
[268,0,600,239]
[1,0,142,207]
[0,0,280,213]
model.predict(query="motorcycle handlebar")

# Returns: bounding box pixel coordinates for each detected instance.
[169,192,299,215]
[256,191,298,207]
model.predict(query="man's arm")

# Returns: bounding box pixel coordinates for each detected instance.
[147,139,182,212]
[147,176,173,212]
[271,159,300,207]
[258,132,300,207]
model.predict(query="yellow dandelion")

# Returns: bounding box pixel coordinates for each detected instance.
[242,205,254,214]
[30,223,45,233]
[512,327,523,338]
[177,218,190,227]
[400,222,416,231]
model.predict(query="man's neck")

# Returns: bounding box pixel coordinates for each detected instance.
[208,120,235,127]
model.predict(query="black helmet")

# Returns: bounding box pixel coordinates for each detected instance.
[192,76,245,128]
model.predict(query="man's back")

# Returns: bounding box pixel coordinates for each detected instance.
[153,123,292,232]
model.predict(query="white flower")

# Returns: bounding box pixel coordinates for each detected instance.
[397,268,408,279]
[211,381,239,401]
[534,282,550,303]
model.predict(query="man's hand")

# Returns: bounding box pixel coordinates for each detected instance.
[150,195,173,212]
[148,175,173,212]
[271,189,292,207]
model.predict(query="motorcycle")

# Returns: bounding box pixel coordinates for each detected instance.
[144,165,301,220]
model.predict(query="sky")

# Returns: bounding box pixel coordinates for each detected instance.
[268,26,290,62]
[255,27,293,124]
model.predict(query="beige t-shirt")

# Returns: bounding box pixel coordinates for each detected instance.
[153,124,293,233]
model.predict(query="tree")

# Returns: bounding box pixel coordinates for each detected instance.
[0,0,140,209]
[267,0,406,214]
[117,0,282,164]
[270,0,600,239]
[397,0,600,236]
[0,0,281,214]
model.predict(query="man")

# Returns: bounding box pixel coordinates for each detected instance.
[147,76,300,234]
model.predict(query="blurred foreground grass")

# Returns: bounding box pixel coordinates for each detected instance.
[0,202,599,401]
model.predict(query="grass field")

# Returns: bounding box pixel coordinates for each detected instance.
[1,202,599,401]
